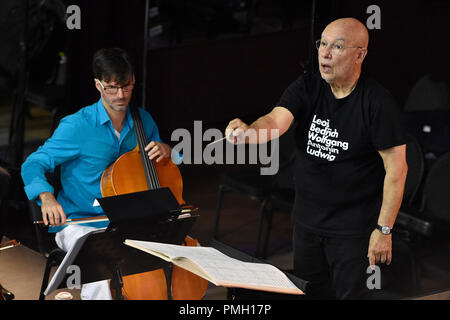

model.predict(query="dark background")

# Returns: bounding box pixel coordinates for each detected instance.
[2,0,449,141]
[1,0,450,300]
[68,0,450,141]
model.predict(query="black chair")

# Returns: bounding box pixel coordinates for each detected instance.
[413,151,450,287]
[395,135,432,238]
[0,165,15,300]
[0,165,12,242]
[418,151,450,227]
[27,167,66,300]
[395,134,448,239]
[254,189,294,259]
[212,125,296,245]
[373,134,431,297]
[396,150,450,291]
[29,202,66,301]
[254,153,295,259]
[25,82,67,133]
[212,166,275,240]
[403,135,425,208]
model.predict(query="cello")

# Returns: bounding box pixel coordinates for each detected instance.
[100,106,208,300]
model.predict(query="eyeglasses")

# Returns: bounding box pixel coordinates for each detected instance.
[97,79,135,95]
[315,39,365,56]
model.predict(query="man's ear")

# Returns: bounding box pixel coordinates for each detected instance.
[94,78,102,93]
[356,49,368,64]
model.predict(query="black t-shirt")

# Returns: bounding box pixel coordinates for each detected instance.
[278,72,408,238]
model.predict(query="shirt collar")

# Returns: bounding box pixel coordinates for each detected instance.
[96,98,111,125]
[95,98,134,129]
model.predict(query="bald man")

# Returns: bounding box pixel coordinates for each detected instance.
[226,18,408,299]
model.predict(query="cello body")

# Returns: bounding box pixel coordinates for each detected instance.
[101,146,184,204]
[100,114,208,300]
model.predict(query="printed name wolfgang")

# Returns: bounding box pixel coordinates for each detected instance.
[179,304,272,318]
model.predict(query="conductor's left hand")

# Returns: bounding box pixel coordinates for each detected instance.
[367,229,392,268]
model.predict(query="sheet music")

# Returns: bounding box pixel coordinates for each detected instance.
[125,240,299,291]
[44,228,106,296]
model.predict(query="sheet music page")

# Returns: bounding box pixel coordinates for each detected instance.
[124,240,300,291]
[44,228,106,295]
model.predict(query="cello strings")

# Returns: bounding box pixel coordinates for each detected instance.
[134,108,160,189]
[139,117,159,189]
[132,107,154,189]
[137,112,160,189]
[136,110,155,189]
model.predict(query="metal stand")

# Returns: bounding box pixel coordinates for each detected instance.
[7,0,29,168]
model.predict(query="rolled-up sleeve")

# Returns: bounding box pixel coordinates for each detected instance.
[21,116,81,201]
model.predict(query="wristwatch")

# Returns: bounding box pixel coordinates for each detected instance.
[376,224,392,235]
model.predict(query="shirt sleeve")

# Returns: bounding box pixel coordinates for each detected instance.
[369,89,409,150]
[277,75,305,119]
[21,115,81,201]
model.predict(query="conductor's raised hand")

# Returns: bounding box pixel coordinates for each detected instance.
[145,141,172,163]
[39,192,66,226]
[225,118,251,145]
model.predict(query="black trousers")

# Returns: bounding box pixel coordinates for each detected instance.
[293,222,377,300]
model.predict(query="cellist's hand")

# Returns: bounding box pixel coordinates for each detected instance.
[145,141,172,163]
[39,192,66,226]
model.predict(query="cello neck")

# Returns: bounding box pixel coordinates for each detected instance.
[131,107,160,190]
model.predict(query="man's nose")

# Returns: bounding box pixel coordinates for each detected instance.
[116,88,125,98]
[321,46,332,59]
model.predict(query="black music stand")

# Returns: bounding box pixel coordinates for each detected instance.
[44,188,198,300]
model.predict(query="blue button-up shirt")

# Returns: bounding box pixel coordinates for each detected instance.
[21,98,162,232]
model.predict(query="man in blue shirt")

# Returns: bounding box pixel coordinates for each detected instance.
[21,48,173,299]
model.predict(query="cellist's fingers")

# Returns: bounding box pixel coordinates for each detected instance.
[41,208,49,226]
[144,141,156,152]
[158,143,171,159]
[57,207,67,226]
[148,144,159,160]
[40,193,66,226]
[156,154,165,163]
[147,141,164,160]
[146,141,172,162]
[45,208,58,227]
[151,145,171,162]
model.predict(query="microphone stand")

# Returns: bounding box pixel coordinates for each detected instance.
[142,0,150,110]
[309,0,317,74]
[7,0,29,168]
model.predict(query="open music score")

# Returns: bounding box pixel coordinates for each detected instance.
[124,239,304,295]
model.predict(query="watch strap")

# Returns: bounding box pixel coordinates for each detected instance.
[376,224,393,234]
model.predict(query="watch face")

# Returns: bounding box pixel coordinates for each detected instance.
[382,226,390,234]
